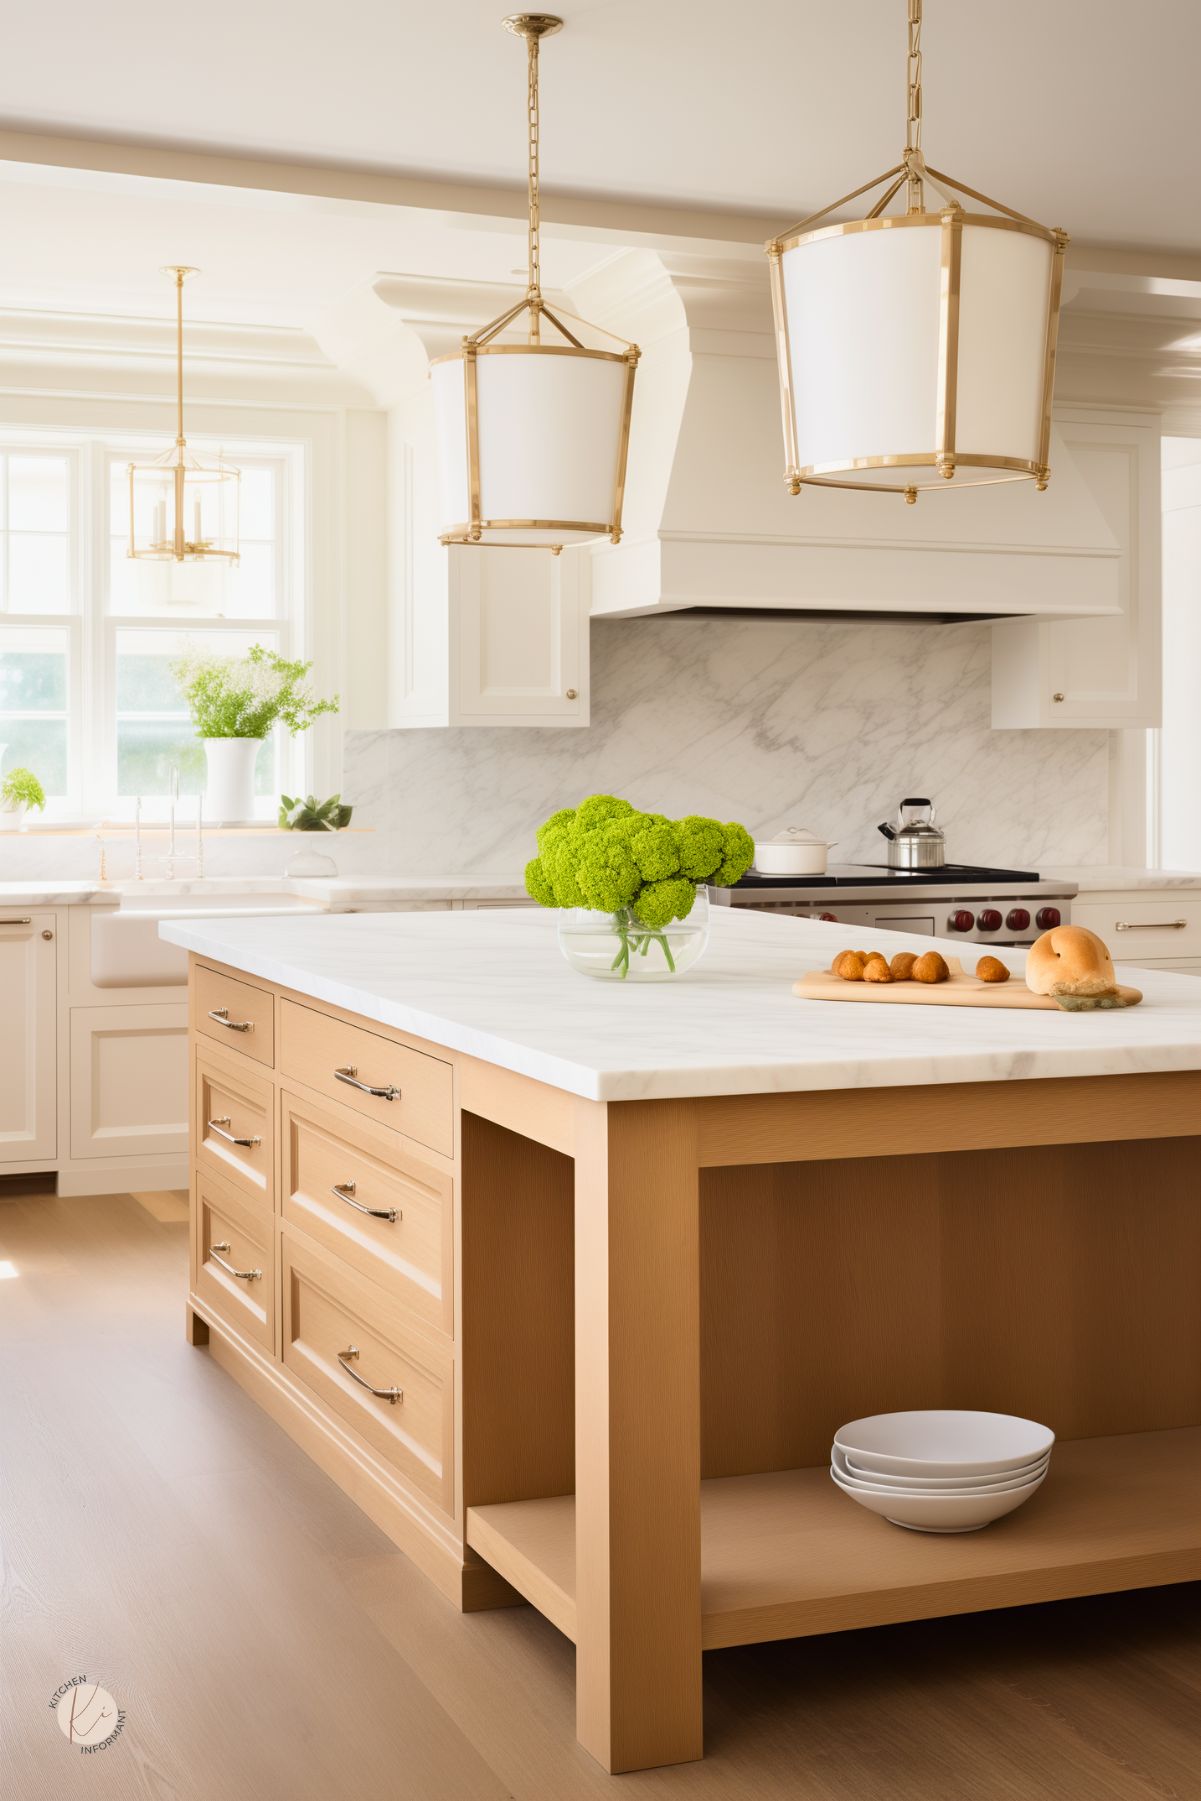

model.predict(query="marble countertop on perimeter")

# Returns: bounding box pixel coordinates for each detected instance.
[0,880,111,906]
[159,906,1201,1103]
[1047,866,1201,892]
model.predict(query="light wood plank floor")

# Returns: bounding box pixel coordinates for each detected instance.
[1,1188,1198,1801]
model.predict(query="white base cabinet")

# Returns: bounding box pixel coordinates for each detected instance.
[0,913,56,1163]
[69,1004,189,1161]
[1070,888,1201,975]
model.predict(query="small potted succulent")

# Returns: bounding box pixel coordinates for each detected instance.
[278,793,354,832]
[0,766,47,832]
[172,644,339,821]
[525,794,754,980]
[278,792,354,877]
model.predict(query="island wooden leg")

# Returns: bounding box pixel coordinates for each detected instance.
[573,1099,703,1773]
[185,1304,209,1346]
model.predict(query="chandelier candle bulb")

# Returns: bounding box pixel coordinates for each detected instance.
[766,0,1068,501]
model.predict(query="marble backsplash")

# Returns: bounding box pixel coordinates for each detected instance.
[0,616,1112,884]
[343,614,1113,877]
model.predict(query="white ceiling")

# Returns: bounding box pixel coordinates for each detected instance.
[5,0,1200,254]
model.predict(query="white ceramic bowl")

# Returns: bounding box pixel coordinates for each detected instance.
[752,828,833,876]
[832,1445,1048,1496]
[834,1410,1054,1478]
[838,1444,1050,1490]
[830,1463,1047,1532]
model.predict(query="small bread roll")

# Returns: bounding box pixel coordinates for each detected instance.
[913,951,950,984]
[835,951,866,981]
[976,956,1011,984]
[890,951,918,982]
[863,955,892,983]
[1025,925,1116,998]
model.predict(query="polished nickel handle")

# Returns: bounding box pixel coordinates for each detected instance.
[1114,918,1187,932]
[207,1115,262,1148]
[0,916,32,926]
[208,1006,254,1033]
[331,1180,398,1223]
[337,1345,403,1404]
[209,1241,262,1281]
[334,1065,401,1102]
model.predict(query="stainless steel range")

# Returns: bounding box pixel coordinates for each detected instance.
[712,864,1078,948]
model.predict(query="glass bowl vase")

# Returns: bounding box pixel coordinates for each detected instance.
[556,888,710,982]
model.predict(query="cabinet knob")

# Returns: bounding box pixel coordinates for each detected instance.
[41,929,54,941]
[1052,691,1065,703]
[565,688,578,700]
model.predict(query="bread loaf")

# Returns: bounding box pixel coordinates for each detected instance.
[1025,925,1116,998]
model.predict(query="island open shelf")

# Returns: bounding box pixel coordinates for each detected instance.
[467,1428,1201,1650]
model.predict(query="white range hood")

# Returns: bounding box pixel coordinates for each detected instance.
[574,254,1121,623]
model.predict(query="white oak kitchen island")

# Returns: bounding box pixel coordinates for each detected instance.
[161,906,1201,1774]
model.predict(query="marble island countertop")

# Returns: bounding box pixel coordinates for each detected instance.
[159,906,1201,1103]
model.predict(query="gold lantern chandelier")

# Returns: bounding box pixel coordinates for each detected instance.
[128,266,240,562]
[766,0,1069,504]
[430,14,640,552]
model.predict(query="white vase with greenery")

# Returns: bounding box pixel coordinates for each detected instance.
[172,645,338,823]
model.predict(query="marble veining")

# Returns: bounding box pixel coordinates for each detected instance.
[352,615,1113,877]
[160,906,1201,1104]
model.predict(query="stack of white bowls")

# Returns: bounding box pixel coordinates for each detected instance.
[831,1410,1054,1533]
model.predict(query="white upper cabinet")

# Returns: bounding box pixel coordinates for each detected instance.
[990,414,1161,729]
[389,541,588,729]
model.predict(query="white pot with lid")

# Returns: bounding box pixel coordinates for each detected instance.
[753,826,835,876]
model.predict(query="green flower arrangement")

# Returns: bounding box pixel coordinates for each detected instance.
[525,794,754,977]
[172,643,338,740]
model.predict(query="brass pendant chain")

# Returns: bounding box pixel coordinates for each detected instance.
[904,0,924,211]
[526,30,542,342]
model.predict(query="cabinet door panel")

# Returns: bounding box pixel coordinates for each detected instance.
[450,546,586,724]
[0,913,56,1162]
[70,1004,188,1159]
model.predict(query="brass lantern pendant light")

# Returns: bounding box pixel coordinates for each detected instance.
[128,266,240,562]
[767,0,1069,503]
[430,14,640,552]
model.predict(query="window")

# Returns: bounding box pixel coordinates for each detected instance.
[0,429,305,818]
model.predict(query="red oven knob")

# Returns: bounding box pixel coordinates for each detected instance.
[948,909,975,932]
[1035,906,1061,930]
[1006,908,1031,932]
[977,908,1003,932]
[817,912,838,922]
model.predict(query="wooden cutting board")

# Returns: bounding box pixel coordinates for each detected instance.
[794,957,1143,1011]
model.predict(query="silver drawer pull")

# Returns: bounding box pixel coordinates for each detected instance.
[331,1180,399,1224]
[337,1345,403,1405]
[207,1115,262,1148]
[334,1065,401,1102]
[209,1241,262,1281]
[0,916,32,926]
[1114,919,1187,932]
[208,1006,254,1033]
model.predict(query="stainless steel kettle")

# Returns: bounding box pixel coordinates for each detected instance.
[877,797,947,870]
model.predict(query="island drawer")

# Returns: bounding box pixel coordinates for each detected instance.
[281,1232,452,1513]
[194,964,276,1068]
[195,1050,274,1213]
[1071,897,1201,964]
[192,1171,275,1354]
[281,1090,453,1336]
[279,999,453,1158]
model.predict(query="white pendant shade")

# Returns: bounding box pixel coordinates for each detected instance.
[432,347,634,547]
[774,215,1060,491]
[766,0,1067,502]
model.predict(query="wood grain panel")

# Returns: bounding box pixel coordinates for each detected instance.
[194,961,276,1066]
[696,1072,1201,1168]
[460,1112,574,1510]
[280,997,453,1157]
[699,1137,1201,1478]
